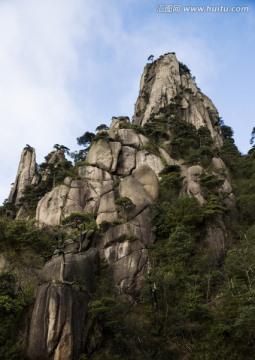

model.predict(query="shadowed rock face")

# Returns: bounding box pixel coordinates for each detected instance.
[8,147,36,205]
[27,248,99,360]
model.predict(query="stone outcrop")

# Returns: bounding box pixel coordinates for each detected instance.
[185,165,205,204]
[116,146,136,176]
[8,147,36,205]
[28,244,99,360]
[133,165,159,200]
[36,185,70,226]
[86,139,120,172]
[133,52,222,147]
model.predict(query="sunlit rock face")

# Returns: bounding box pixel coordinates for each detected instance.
[35,123,160,297]
[133,53,222,147]
[8,147,36,205]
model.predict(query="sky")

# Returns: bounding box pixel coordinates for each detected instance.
[0,0,254,204]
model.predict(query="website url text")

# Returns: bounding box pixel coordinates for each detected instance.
[156,5,249,13]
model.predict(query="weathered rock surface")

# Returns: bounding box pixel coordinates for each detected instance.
[36,185,69,226]
[86,139,122,173]
[36,165,115,226]
[185,165,205,204]
[96,190,118,224]
[28,248,99,360]
[136,150,164,175]
[86,139,113,171]
[117,129,141,148]
[133,53,222,147]
[133,165,159,200]
[116,146,136,176]
[8,147,36,205]
[119,175,154,215]
[110,142,122,172]
[211,157,227,171]
[97,206,155,296]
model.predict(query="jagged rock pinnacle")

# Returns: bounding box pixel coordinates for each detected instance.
[133,52,222,147]
[8,146,36,205]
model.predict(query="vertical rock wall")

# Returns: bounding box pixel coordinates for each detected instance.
[27,246,99,360]
[8,147,36,205]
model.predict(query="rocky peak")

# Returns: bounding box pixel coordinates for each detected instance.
[8,146,36,205]
[3,53,238,360]
[133,53,222,147]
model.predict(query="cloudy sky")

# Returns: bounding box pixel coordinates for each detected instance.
[0,0,254,203]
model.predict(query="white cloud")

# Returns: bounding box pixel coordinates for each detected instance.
[0,0,90,202]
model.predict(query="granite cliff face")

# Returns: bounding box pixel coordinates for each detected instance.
[35,121,160,297]
[27,247,99,360]
[6,53,236,359]
[8,146,37,205]
[133,53,222,147]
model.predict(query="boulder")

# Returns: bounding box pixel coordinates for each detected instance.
[117,129,141,148]
[116,146,136,176]
[136,150,164,176]
[133,165,159,200]
[100,207,155,250]
[205,219,227,265]
[138,134,149,147]
[78,166,113,215]
[119,175,154,216]
[186,165,205,204]
[36,185,69,226]
[96,191,118,224]
[86,139,113,171]
[109,142,122,172]
[62,180,85,217]
[113,249,148,296]
[211,157,227,170]
[78,165,112,182]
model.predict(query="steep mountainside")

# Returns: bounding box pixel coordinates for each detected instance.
[1,53,255,359]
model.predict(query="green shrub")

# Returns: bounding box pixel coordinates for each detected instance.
[151,196,204,238]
